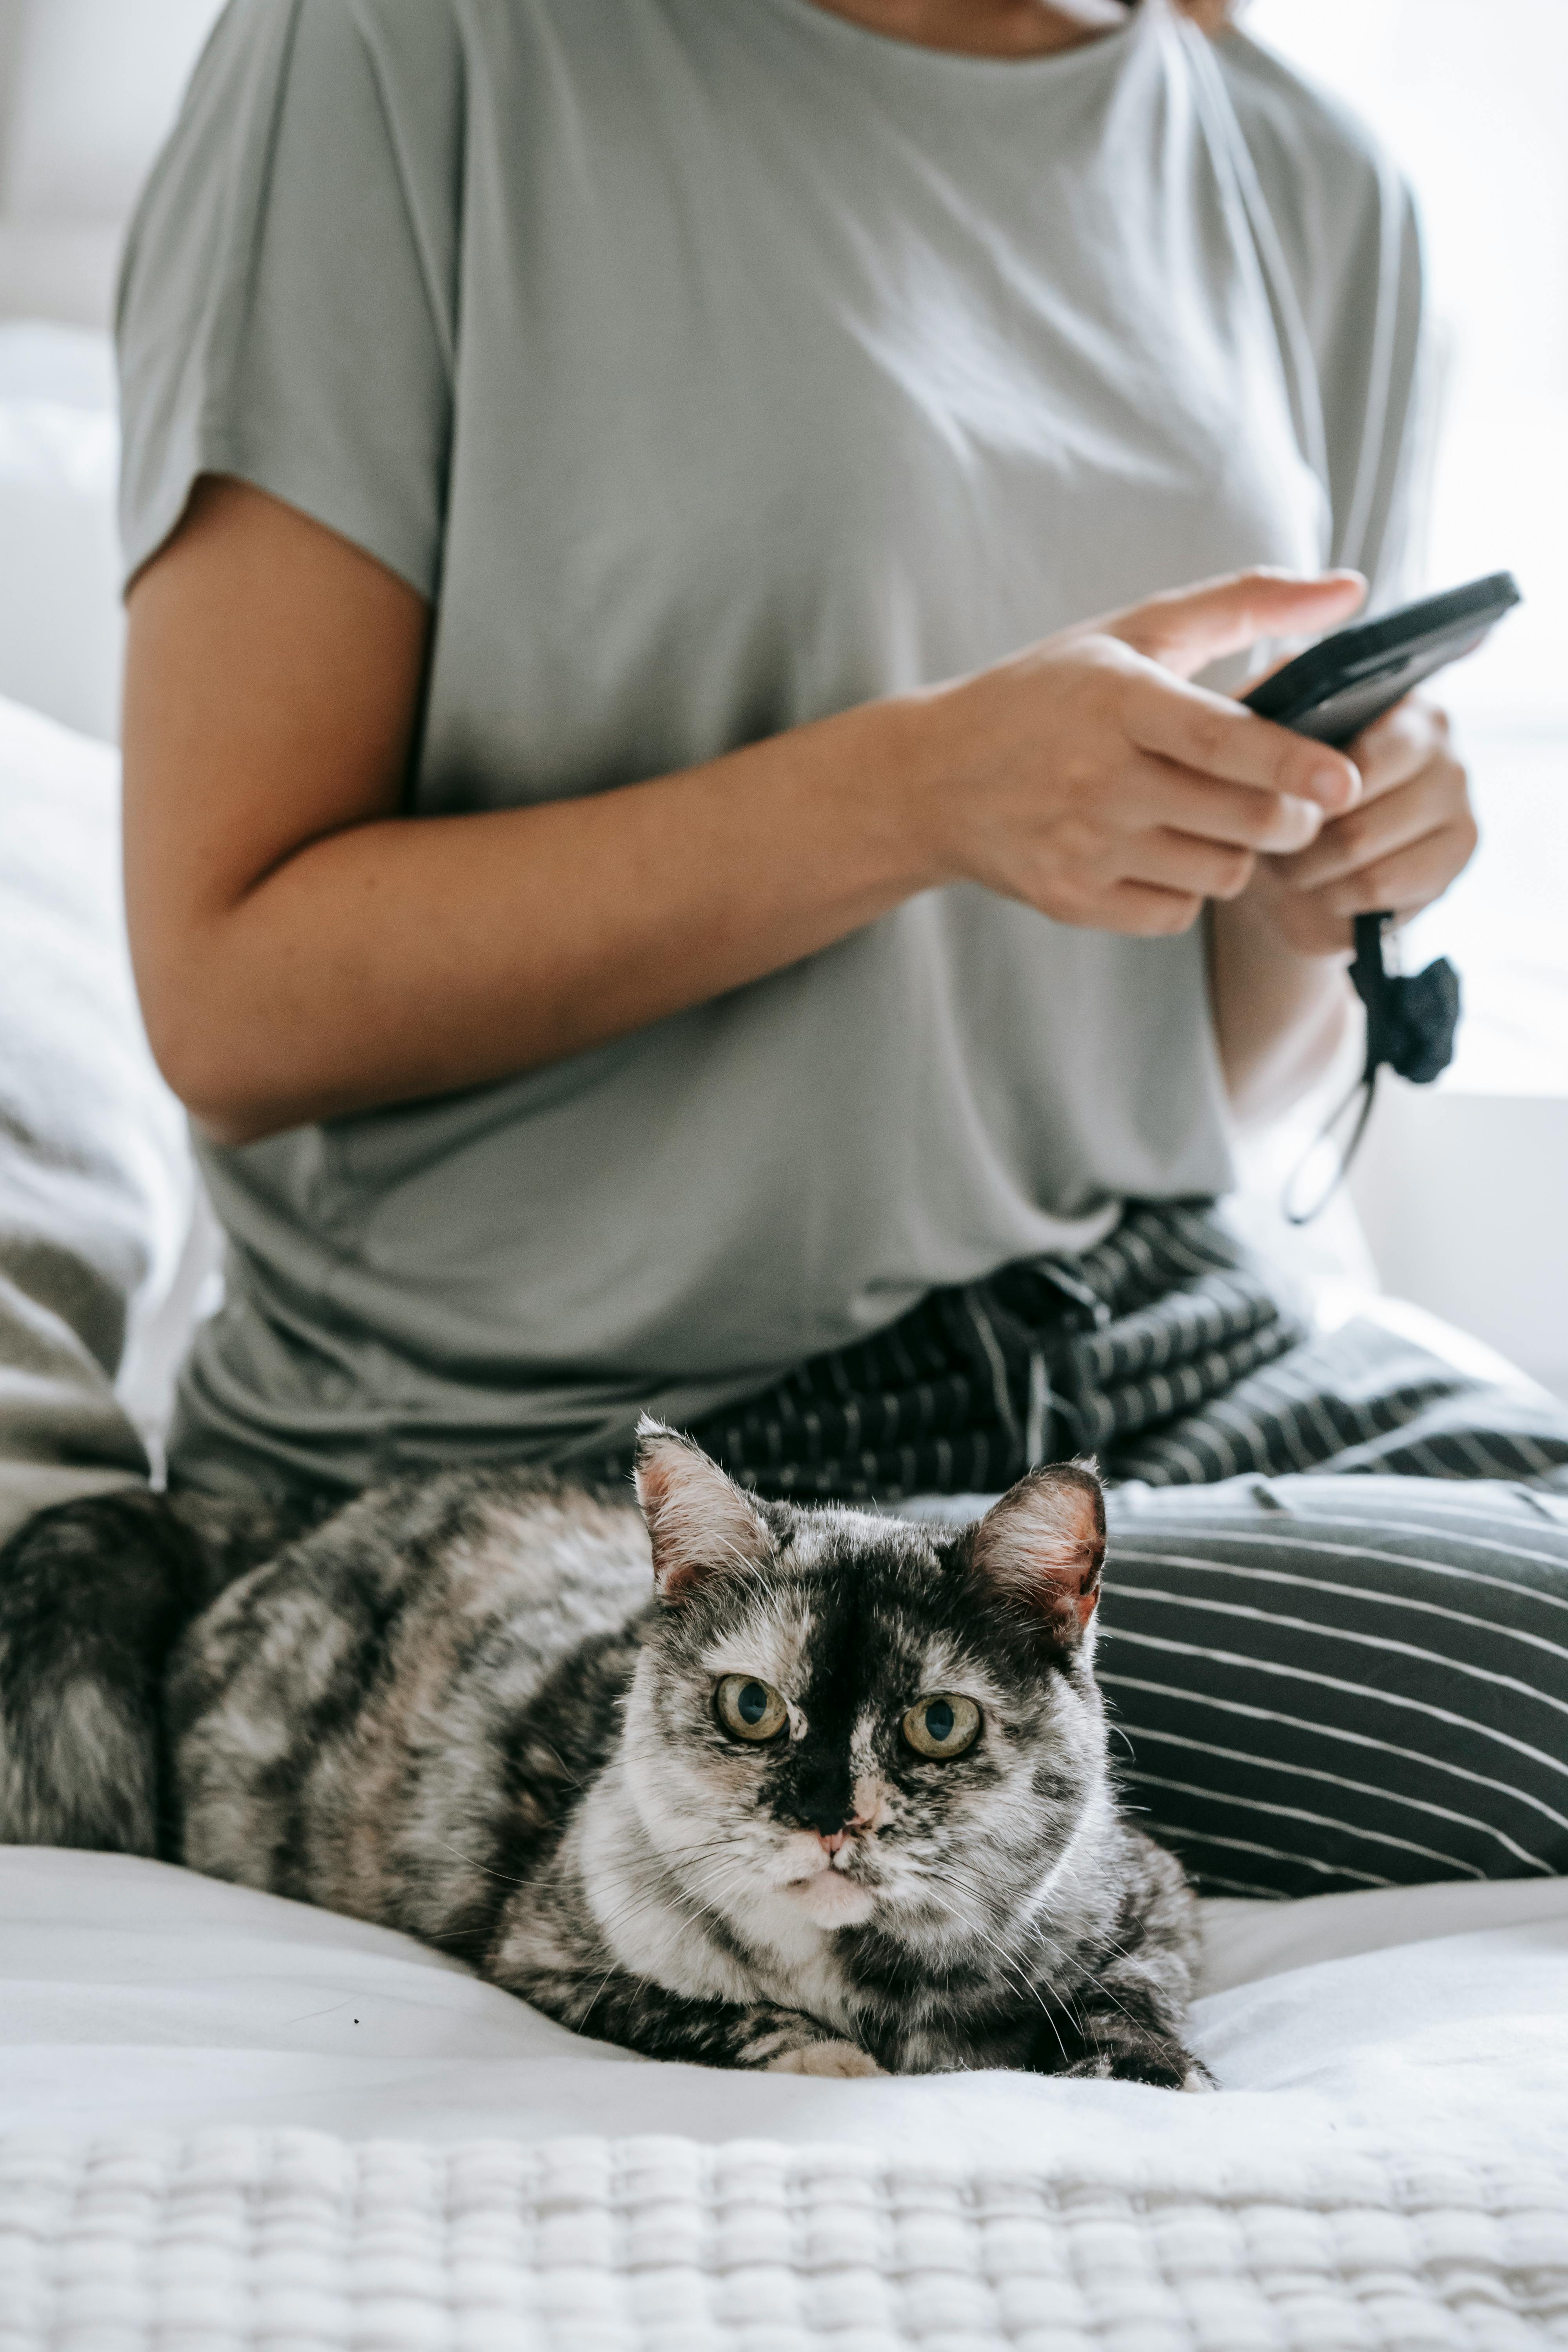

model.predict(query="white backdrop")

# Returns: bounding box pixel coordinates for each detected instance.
[0,0,222,326]
[1249,0,1568,735]
[1251,1,1568,1396]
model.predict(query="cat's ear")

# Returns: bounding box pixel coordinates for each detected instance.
[967,1460,1105,1643]
[633,1416,771,1604]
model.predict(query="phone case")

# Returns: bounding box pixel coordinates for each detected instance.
[1242,570,1521,747]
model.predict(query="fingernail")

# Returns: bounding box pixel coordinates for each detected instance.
[1316,764,1359,805]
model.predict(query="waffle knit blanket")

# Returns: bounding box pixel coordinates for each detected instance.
[3,2130,1565,2351]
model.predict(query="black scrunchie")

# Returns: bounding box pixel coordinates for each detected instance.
[1285,913,1461,1225]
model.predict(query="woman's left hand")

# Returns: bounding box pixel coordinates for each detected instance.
[1238,697,1478,956]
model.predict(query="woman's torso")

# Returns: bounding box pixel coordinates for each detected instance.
[117,0,1390,1493]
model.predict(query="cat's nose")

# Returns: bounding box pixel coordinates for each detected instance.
[815,1829,849,1856]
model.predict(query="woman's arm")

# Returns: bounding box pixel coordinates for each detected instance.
[1209,697,1477,1122]
[124,479,938,1143]
[1205,897,1354,1127]
[124,478,1367,1145]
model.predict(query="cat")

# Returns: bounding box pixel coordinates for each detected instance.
[0,1422,1209,2085]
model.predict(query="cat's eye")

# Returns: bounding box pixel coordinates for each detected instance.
[715,1675,788,1743]
[901,1693,981,1760]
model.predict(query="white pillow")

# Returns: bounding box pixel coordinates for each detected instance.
[0,323,122,742]
[0,693,193,1528]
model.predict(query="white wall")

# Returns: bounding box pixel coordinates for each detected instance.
[1250,0,1568,1400]
[0,0,224,734]
[0,0,222,327]
[1350,1093,1568,1405]
[1247,0,1568,734]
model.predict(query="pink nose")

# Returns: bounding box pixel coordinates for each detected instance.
[816,1829,849,1855]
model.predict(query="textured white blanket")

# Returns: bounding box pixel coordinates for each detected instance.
[4,2131,1563,2351]
[2,1851,1565,2347]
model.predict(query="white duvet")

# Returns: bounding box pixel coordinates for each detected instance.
[2,1849,1566,2348]
[0,1849,1562,2164]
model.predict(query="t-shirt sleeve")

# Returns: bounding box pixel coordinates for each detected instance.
[116,0,461,598]
[1217,31,1427,610]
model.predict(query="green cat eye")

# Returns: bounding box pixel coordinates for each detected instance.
[901,1693,981,1760]
[715,1674,788,1743]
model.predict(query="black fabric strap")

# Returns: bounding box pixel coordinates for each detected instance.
[1284,911,1461,1226]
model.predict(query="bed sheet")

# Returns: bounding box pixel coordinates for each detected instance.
[2,1851,1565,2348]
[0,1849,1563,2168]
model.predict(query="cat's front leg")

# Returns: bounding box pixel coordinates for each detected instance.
[762,2033,885,2078]
[1016,1938,1212,2088]
[1042,2008,1214,2092]
[677,1989,885,2077]
[1024,1839,1214,2091]
[513,1964,883,2075]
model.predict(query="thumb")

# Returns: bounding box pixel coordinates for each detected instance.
[1102,567,1367,681]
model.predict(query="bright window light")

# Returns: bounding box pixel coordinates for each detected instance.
[1245,0,1568,1093]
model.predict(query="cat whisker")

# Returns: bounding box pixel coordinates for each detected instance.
[936,1861,1107,2063]
[1016,1913,1157,2046]
[949,1911,1071,2066]
[430,1833,532,1889]
[533,1737,584,1790]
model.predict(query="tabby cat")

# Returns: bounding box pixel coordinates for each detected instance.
[0,1422,1208,2084]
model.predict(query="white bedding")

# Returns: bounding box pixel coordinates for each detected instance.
[2,1849,1565,2347]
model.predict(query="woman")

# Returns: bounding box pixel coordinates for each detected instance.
[93,0,1568,1892]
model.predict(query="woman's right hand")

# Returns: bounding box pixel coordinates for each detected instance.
[908,568,1368,936]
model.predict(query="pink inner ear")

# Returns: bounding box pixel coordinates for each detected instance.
[633,1421,770,1602]
[970,1463,1105,1633]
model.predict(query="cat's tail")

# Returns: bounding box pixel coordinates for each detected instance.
[0,1485,314,1857]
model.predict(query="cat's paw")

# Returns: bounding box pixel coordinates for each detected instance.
[1054,2033,1209,2092]
[767,2039,884,2078]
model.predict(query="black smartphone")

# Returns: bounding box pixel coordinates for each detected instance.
[1241,570,1522,747]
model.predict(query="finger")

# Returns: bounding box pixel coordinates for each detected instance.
[1313,815,1478,920]
[1143,762,1325,854]
[1104,566,1366,682]
[1347,696,1449,803]
[1107,750,1323,849]
[1125,667,1362,813]
[1276,758,1468,891]
[1120,830,1258,902]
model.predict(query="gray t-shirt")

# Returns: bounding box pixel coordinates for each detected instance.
[117,0,1423,1495]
